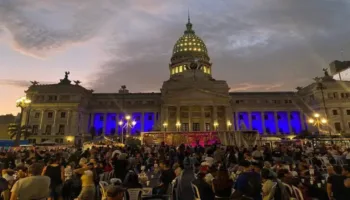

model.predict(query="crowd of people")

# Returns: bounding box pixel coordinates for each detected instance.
[0,141,350,200]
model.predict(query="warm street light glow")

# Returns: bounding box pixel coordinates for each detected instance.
[321,118,327,124]
[313,113,320,118]
[118,120,123,126]
[125,115,131,120]
[176,122,181,127]
[163,122,168,127]
[227,121,232,126]
[213,122,219,127]
[16,96,31,108]
[131,120,136,126]
[308,119,315,124]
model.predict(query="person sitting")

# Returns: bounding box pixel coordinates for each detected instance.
[212,168,233,198]
[192,172,215,200]
[10,163,50,200]
[123,170,142,189]
[152,160,175,195]
[261,169,275,200]
[231,160,262,200]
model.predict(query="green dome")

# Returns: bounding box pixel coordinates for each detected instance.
[172,20,208,56]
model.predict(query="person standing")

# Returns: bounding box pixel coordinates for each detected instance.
[42,155,65,200]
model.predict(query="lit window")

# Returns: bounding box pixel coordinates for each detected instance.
[175,67,178,73]
[179,65,183,72]
[198,48,201,51]
[189,42,192,45]
[184,48,187,51]
[180,49,183,51]
[171,68,175,74]
[194,48,197,51]
[208,68,211,74]
[193,39,195,41]
[189,48,192,50]
[180,44,183,46]
[203,67,207,73]
[184,43,187,45]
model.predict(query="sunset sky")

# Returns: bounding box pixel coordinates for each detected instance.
[1,0,350,115]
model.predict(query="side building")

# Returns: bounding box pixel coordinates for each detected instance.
[20,20,350,145]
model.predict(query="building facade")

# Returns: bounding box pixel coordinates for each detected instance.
[21,19,350,145]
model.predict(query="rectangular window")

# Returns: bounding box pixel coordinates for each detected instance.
[332,110,338,115]
[334,122,341,132]
[205,123,211,131]
[60,112,66,118]
[182,123,189,132]
[192,123,200,131]
[251,115,256,120]
[48,95,57,101]
[148,115,153,120]
[266,128,270,134]
[45,125,52,135]
[264,115,268,120]
[348,122,350,129]
[179,65,183,72]
[239,115,243,120]
[347,110,350,115]
[58,125,65,135]
[48,112,53,118]
[34,112,40,118]
[32,125,39,135]
[100,116,104,121]
[110,128,116,135]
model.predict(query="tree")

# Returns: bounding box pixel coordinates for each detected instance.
[89,127,96,139]
[8,123,32,141]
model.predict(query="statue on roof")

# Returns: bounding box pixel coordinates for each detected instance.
[323,68,330,77]
[296,86,303,91]
[313,76,321,82]
[30,81,39,86]
[74,80,81,85]
[59,71,71,85]
[65,71,70,79]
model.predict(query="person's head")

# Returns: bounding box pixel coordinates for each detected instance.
[106,185,126,200]
[28,163,44,176]
[159,160,170,170]
[342,166,350,176]
[263,161,272,169]
[261,168,272,181]
[252,162,263,173]
[79,157,87,167]
[239,160,251,172]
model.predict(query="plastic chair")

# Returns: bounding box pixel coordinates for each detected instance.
[99,181,109,200]
[191,183,201,200]
[282,183,294,198]
[268,182,278,200]
[127,188,142,200]
[292,185,304,200]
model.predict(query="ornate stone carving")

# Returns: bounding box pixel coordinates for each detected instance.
[30,81,39,86]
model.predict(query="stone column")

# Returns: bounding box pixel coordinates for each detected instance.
[66,110,71,134]
[234,112,239,131]
[248,112,252,131]
[212,106,218,131]
[225,107,231,131]
[201,106,205,131]
[53,110,58,134]
[141,112,144,132]
[274,111,279,134]
[188,106,192,131]
[103,113,107,135]
[299,111,305,131]
[261,111,266,135]
[39,110,44,130]
[287,111,293,134]
[176,106,181,123]
[153,112,157,130]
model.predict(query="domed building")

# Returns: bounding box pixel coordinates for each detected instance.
[20,18,350,145]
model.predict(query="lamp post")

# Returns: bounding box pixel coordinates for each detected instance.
[213,121,219,131]
[118,114,136,144]
[15,96,31,146]
[308,113,328,134]
[315,79,332,137]
[162,122,168,142]
[227,121,232,131]
[176,122,181,132]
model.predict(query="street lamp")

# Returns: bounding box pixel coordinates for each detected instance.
[118,114,136,144]
[15,96,31,146]
[227,121,232,131]
[213,121,219,131]
[163,122,168,132]
[176,122,181,132]
[308,113,328,134]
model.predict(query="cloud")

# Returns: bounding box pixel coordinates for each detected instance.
[0,0,119,58]
[0,79,53,88]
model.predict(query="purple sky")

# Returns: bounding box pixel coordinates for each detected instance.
[1,0,350,115]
